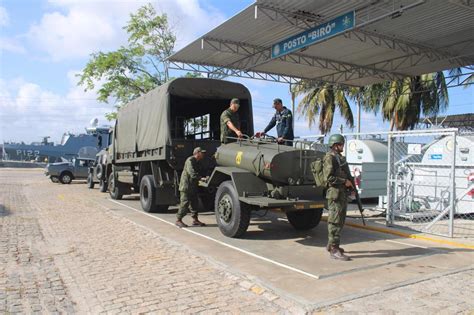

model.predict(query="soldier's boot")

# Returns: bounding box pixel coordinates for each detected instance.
[329,245,350,261]
[175,219,188,228]
[191,215,206,227]
[327,244,344,253]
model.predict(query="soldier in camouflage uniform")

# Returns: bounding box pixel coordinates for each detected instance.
[176,147,207,228]
[323,134,353,261]
[220,98,243,143]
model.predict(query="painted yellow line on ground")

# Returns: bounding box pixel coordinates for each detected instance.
[57,194,65,200]
[321,217,474,250]
[108,199,321,280]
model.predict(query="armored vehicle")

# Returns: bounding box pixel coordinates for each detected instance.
[87,149,109,192]
[109,78,325,237]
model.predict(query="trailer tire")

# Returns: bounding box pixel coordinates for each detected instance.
[215,180,250,238]
[108,173,123,200]
[87,174,95,189]
[286,208,323,230]
[140,175,168,213]
[99,179,107,192]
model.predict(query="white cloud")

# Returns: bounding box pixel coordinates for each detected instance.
[0,37,26,54]
[0,75,112,143]
[0,6,8,26]
[26,0,226,61]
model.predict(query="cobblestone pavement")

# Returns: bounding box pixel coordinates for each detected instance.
[1,168,473,314]
[1,169,301,314]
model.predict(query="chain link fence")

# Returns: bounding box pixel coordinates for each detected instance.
[386,129,474,238]
[303,129,474,238]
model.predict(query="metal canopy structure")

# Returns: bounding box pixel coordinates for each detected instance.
[169,0,474,86]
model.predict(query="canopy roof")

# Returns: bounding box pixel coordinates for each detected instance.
[169,0,474,86]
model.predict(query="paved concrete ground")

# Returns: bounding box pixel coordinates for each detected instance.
[1,168,473,314]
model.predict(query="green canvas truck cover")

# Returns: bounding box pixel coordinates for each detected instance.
[115,78,252,154]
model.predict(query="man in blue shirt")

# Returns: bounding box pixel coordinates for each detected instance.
[258,98,294,146]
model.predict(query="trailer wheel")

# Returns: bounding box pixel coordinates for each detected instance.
[215,181,250,238]
[99,179,107,193]
[140,175,168,213]
[96,164,104,180]
[286,208,323,230]
[87,174,95,189]
[108,173,123,200]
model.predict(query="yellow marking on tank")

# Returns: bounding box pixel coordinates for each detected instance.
[235,151,243,165]
[309,203,324,208]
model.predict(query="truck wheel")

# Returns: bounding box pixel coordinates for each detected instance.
[286,209,323,230]
[215,180,250,238]
[59,172,73,184]
[108,173,123,200]
[96,164,104,180]
[99,179,107,193]
[140,175,168,213]
[50,176,59,183]
[87,174,95,189]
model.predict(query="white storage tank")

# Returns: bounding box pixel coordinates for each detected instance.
[345,139,388,199]
[414,135,474,214]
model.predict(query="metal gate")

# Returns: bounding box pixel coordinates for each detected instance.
[386,129,474,237]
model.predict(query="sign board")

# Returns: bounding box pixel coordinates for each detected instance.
[429,154,443,160]
[271,11,355,59]
[407,143,422,155]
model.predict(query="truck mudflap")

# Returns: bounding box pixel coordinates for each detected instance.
[238,196,325,209]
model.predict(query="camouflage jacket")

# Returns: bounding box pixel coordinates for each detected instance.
[179,156,201,193]
[323,150,352,188]
[220,108,240,143]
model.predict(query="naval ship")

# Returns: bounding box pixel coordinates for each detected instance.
[2,120,111,163]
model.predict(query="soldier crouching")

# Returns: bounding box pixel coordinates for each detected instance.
[176,147,207,228]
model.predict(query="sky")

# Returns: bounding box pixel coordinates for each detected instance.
[0,0,473,144]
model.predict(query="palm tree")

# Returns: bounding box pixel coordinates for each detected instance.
[364,71,449,130]
[292,81,354,135]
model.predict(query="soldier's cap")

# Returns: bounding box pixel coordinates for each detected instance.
[273,98,282,104]
[230,98,240,105]
[193,147,206,154]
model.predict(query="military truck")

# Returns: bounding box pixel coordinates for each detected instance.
[109,78,325,237]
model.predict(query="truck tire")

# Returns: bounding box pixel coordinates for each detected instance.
[215,180,250,238]
[286,208,323,230]
[140,175,168,213]
[87,174,95,189]
[109,173,123,200]
[96,164,104,180]
[99,179,107,193]
[50,176,59,183]
[59,172,73,184]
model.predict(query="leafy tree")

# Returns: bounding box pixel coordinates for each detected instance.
[78,3,176,120]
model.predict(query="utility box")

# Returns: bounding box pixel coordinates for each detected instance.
[345,139,388,199]
[413,135,474,214]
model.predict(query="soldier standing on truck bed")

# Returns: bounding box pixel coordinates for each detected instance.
[323,134,353,261]
[220,98,243,143]
[176,147,207,228]
[257,98,294,146]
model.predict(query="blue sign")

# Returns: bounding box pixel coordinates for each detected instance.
[271,11,355,59]
[430,154,443,160]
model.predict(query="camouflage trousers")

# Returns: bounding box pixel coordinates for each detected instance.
[177,191,199,220]
[327,188,348,248]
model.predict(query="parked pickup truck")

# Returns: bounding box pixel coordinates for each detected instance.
[45,157,95,184]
